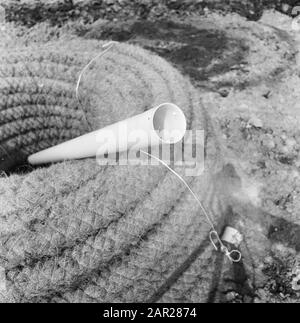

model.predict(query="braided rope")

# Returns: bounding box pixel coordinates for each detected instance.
[0,39,227,303]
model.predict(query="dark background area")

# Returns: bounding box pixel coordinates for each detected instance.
[2,0,300,28]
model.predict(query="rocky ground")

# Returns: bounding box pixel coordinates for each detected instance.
[2,0,300,303]
[2,0,300,27]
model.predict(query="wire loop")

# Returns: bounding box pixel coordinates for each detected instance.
[226,249,242,263]
[209,230,242,263]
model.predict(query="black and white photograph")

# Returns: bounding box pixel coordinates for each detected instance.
[0,0,300,307]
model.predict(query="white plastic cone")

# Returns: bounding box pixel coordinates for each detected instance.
[28,103,186,165]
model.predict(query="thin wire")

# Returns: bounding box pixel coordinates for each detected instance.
[75,35,137,102]
[75,41,116,102]
[140,150,242,263]
[140,150,216,230]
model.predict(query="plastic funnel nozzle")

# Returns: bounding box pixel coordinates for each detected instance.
[28,103,186,165]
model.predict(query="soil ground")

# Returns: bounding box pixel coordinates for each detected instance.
[2,0,300,303]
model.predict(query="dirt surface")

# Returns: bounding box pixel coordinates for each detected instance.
[0,0,265,26]
[2,1,300,303]
[3,0,300,27]
[82,14,294,90]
